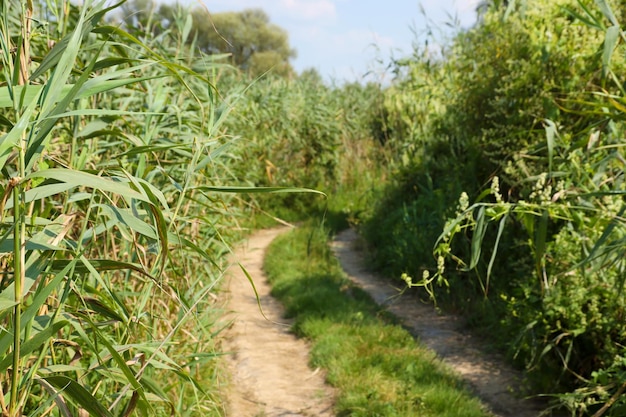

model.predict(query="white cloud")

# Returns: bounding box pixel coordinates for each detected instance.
[456,0,482,13]
[414,0,479,24]
[280,0,336,20]
[201,0,336,21]
[292,27,393,57]
[418,0,480,11]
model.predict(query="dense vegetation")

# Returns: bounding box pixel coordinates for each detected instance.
[362,1,626,415]
[0,1,256,415]
[2,0,626,416]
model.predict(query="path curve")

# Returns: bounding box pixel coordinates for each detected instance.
[331,228,547,417]
[221,227,335,417]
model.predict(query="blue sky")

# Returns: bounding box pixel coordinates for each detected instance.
[196,0,480,82]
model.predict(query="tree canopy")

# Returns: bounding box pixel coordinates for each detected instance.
[117,1,296,78]
[192,8,296,78]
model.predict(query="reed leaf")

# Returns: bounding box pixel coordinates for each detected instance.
[41,376,115,417]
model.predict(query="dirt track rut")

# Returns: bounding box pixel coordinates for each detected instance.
[221,227,335,417]
[331,228,546,417]
[222,227,547,417]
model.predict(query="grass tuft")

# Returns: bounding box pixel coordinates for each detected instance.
[264,225,490,417]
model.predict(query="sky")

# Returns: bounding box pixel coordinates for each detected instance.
[190,0,481,83]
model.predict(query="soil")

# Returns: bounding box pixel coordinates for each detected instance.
[222,226,547,417]
[331,229,547,417]
[221,227,335,417]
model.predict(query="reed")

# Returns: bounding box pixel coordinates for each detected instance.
[0,1,246,415]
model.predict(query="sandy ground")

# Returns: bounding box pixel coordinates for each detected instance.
[331,229,547,417]
[221,227,335,417]
[221,227,547,417]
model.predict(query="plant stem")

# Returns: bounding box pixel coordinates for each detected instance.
[9,177,23,417]
[592,379,626,417]
[9,2,31,415]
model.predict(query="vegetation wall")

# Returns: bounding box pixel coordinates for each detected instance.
[361,0,626,414]
[0,1,249,415]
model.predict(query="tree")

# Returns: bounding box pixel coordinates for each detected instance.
[298,67,325,84]
[193,8,296,78]
[113,2,296,78]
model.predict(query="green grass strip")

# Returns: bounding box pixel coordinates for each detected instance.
[264,225,490,417]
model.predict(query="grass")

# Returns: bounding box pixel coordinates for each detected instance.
[263,225,490,417]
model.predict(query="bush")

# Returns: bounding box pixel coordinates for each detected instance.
[360,0,626,414]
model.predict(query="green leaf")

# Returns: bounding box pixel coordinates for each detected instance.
[117,143,190,158]
[0,89,40,171]
[595,0,619,26]
[4,182,76,210]
[486,212,509,295]
[167,234,220,269]
[37,365,85,375]
[602,25,620,78]
[95,204,158,240]
[0,114,13,129]
[544,119,557,176]
[19,260,76,337]
[468,206,488,270]
[0,76,163,109]
[89,326,150,412]
[195,185,326,196]
[42,109,164,119]
[132,180,170,276]
[0,84,43,108]
[0,254,63,358]
[0,295,18,314]
[50,259,154,280]
[23,169,152,204]
[194,141,233,172]
[582,205,626,265]
[83,297,126,323]
[26,52,97,171]
[30,1,121,81]
[24,4,143,171]
[77,68,163,98]
[0,320,69,373]
[181,12,193,44]
[122,170,170,211]
[91,25,215,101]
[41,376,114,417]
[0,238,65,252]
[239,262,271,321]
[563,4,603,29]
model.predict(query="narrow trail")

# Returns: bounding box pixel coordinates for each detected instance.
[331,229,547,417]
[222,227,547,417]
[221,227,335,417]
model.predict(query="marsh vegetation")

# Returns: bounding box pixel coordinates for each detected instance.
[2,0,626,415]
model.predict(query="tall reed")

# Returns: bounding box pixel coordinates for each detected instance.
[0,1,244,415]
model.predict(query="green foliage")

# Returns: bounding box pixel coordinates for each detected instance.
[194,8,296,78]
[0,1,252,415]
[225,76,340,188]
[359,0,626,414]
[221,74,388,221]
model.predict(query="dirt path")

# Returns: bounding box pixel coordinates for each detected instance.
[221,227,335,417]
[222,227,547,417]
[331,228,547,417]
